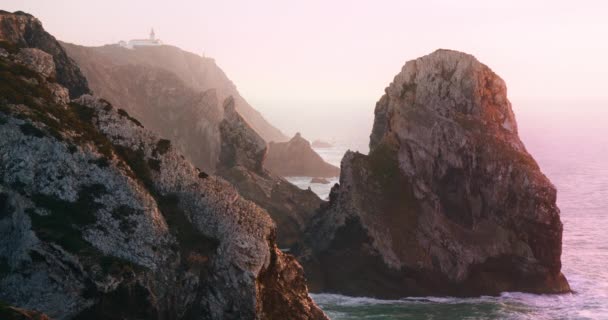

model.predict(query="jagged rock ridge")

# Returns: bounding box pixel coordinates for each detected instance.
[298,49,570,298]
[0,11,326,320]
[217,98,323,248]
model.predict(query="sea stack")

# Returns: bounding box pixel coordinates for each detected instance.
[298,49,570,297]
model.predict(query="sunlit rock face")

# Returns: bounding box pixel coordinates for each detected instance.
[61,41,287,173]
[0,11,327,320]
[298,49,570,298]
[0,10,90,98]
[217,98,323,249]
[265,133,340,178]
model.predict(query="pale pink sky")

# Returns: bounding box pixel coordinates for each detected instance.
[3,0,608,133]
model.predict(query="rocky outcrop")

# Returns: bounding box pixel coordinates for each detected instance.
[219,97,267,173]
[60,42,287,172]
[217,99,323,249]
[298,49,570,298]
[0,13,326,319]
[265,133,340,178]
[0,11,89,98]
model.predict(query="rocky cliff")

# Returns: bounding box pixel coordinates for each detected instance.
[62,23,327,250]
[265,133,340,178]
[298,49,570,297]
[0,11,89,98]
[61,42,287,172]
[217,98,323,249]
[0,11,326,319]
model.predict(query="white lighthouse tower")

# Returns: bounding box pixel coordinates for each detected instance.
[119,28,163,49]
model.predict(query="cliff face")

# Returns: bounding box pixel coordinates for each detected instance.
[299,49,569,298]
[0,12,326,320]
[61,34,325,250]
[61,42,287,172]
[265,133,340,178]
[217,99,323,249]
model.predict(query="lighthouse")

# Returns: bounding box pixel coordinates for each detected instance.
[118,28,163,49]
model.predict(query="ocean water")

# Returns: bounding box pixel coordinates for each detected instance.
[287,104,608,319]
[284,145,347,200]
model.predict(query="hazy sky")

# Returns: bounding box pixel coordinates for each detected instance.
[3,0,608,139]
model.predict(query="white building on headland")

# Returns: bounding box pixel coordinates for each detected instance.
[118,29,162,49]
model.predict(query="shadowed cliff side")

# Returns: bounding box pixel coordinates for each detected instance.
[217,97,324,249]
[297,49,570,298]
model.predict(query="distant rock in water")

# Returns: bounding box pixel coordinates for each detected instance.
[311,139,333,148]
[217,98,324,249]
[310,177,331,184]
[298,49,570,298]
[266,133,340,178]
[61,40,287,172]
[0,11,326,319]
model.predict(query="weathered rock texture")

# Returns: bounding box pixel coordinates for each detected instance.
[265,133,340,178]
[298,49,570,298]
[61,42,287,172]
[0,11,90,98]
[0,11,326,320]
[217,99,323,249]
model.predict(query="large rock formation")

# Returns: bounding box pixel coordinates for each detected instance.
[217,98,323,249]
[298,49,570,298]
[0,11,326,319]
[61,42,287,172]
[265,133,340,178]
